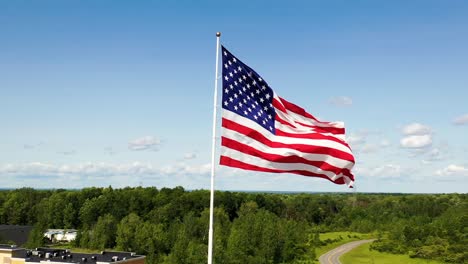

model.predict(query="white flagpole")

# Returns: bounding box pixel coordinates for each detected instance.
[208,31,221,264]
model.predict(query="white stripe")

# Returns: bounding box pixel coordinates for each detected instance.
[222,110,353,155]
[222,128,354,170]
[221,147,345,181]
[275,107,345,132]
[273,95,345,130]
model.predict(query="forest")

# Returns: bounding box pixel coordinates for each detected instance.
[0,187,466,264]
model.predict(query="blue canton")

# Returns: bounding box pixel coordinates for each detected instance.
[221,46,276,134]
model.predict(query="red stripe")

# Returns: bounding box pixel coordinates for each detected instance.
[277,97,320,121]
[275,128,350,147]
[220,156,347,185]
[221,137,355,179]
[273,98,345,134]
[294,121,345,135]
[275,114,297,128]
[222,118,355,162]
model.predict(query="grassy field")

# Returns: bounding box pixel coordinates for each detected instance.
[340,243,446,264]
[315,231,374,257]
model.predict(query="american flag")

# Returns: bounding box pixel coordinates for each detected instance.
[220,46,355,186]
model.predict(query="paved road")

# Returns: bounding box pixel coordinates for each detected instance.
[319,239,376,264]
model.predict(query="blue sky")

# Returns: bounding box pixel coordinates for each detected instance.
[1,0,467,193]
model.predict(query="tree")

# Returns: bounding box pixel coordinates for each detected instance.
[116,213,143,252]
[90,214,117,250]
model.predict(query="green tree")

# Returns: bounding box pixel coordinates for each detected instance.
[116,213,143,252]
[90,214,117,250]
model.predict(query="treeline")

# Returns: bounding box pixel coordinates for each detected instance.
[0,187,466,263]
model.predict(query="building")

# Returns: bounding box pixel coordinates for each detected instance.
[44,230,77,243]
[0,245,145,264]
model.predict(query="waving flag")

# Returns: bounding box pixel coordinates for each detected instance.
[220,46,355,186]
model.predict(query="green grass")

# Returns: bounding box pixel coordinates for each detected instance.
[340,243,446,264]
[315,231,374,257]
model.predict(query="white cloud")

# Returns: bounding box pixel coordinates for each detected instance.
[329,96,353,107]
[426,148,442,161]
[346,134,366,147]
[402,123,432,135]
[400,134,432,148]
[435,164,468,178]
[104,147,117,155]
[400,123,432,149]
[0,161,211,178]
[361,144,379,153]
[354,164,403,179]
[183,153,197,160]
[58,150,76,156]
[23,142,44,150]
[380,139,391,147]
[128,136,161,151]
[453,114,468,125]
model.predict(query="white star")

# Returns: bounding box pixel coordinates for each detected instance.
[269,126,273,131]
[233,58,237,62]
[246,84,251,89]
[242,75,247,80]
[247,95,250,100]
[239,102,243,107]
[264,106,268,111]
[224,64,228,69]
[242,87,247,92]
[244,110,248,115]
[234,70,237,74]
[230,84,234,89]
[229,97,233,102]
[229,72,234,77]
[234,94,238,98]
[261,85,267,90]
[250,92,254,97]
[223,51,227,56]
[265,93,271,99]
[254,115,258,120]
[252,80,257,86]
[234,106,238,111]
[259,78,263,82]
[225,88,229,94]
[268,114,272,119]
[243,99,247,104]
[239,90,243,95]
[228,60,232,65]
[260,98,264,103]
[238,78,242,83]
[256,89,260,94]
[248,107,252,112]
[234,81,238,86]
[252,104,256,109]
[224,76,228,81]
[238,66,242,71]
[224,101,228,106]
[263,120,266,125]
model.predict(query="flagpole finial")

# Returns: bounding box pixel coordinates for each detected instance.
[216,32,221,37]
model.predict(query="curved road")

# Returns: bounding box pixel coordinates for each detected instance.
[319,239,375,264]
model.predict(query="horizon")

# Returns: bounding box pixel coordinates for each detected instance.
[1,1,467,193]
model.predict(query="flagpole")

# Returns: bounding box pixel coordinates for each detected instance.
[208,31,221,264]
